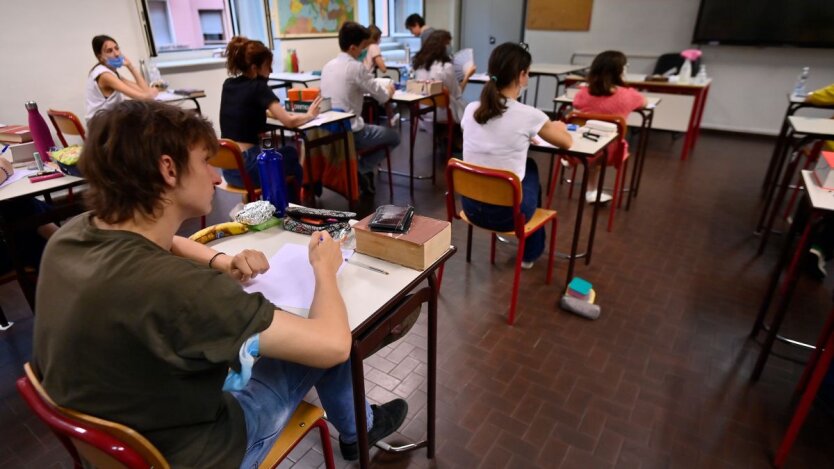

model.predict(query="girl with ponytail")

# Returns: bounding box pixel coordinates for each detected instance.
[460,42,572,268]
[219,36,321,192]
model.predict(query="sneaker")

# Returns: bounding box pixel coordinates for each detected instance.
[521,260,534,270]
[585,190,613,204]
[804,246,827,280]
[388,112,401,128]
[339,399,408,461]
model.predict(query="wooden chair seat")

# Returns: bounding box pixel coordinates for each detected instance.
[459,208,557,236]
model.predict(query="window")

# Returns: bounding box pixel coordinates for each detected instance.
[389,0,422,36]
[199,10,226,43]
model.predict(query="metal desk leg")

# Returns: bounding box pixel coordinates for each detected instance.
[679,89,702,161]
[427,272,438,458]
[350,344,370,468]
[626,110,650,210]
[757,136,809,253]
[690,85,710,151]
[634,110,655,198]
[565,157,590,288]
[762,105,796,196]
[586,151,608,265]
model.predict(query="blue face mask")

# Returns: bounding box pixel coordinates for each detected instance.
[358,49,368,62]
[106,56,124,68]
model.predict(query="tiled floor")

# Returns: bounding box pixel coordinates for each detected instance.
[2,126,834,469]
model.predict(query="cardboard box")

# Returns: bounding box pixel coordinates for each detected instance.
[286,87,320,102]
[813,151,834,190]
[406,79,443,96]
[354,214,451,270]
[284,97,331,113]
[1,141,36,165]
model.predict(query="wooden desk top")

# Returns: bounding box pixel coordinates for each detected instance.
[210,227,450,331]
[268,72,321,83]
[788,116,834,138]
[531,128,617,156]
[529,63,587,76]
[802,170,834,212]
[566,73,712,90]
[391,90,441,102]
[155,91,207,103]
[0,173,85,202]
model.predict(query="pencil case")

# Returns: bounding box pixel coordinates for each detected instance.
[29,172,64,183]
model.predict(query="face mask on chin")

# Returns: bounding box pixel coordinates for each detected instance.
[106,56,124,69]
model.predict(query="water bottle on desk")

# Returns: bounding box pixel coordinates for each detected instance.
[25,101,55,165]
[694,65,708,85]
[257,139,288,217]
[792,66,810,98]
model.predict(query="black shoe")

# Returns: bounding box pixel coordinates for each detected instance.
[358,172,375,197]
[339,399,408,461]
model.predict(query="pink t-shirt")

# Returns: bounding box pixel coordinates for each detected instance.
[573,86,644,119]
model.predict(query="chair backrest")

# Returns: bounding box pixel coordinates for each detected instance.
[17,362,170,469]
[652,53,700,77]
[445,158,525,234]
[47,109,86,147]
[420,88,453,123]
[210,139,258,202]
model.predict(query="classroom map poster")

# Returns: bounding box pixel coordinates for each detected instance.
[271,0,357,38]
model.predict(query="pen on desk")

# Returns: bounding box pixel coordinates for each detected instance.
[0,144,8,155]
[345,258,389,275]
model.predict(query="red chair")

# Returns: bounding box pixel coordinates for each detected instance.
[559,111,630,232]
[17,362,335,469]
[444,158,558,325]
[47,109,86,147]
[431,88,456,163]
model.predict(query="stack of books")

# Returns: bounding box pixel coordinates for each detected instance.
[567,277,596,304]
[0,124,32,144]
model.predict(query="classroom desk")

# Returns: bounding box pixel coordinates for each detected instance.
[761,94,834,198]
[750,171,834,381]
[0,172,85,312]
[265,111,357,208]
[530,128,617,287]
[554,90,661,209]
[209,227,456,469]
[527,63,588,110]
[757,116,834,254]
[155,90,207,114]
[564,74,711,161]
[268,72,321,88]
[384,90,442,196]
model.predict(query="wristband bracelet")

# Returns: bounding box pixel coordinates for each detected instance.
[208,252,226,269]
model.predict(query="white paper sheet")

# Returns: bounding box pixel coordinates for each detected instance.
[0,168,35,188]
[242,243,353,310]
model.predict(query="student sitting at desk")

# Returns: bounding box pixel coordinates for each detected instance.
[460,43,572,269]
[363,25,387,73]
[220,36,321,194]
[32,100,407,467]
[85,35,159,122]
[0,158,59,272]
[572,50,646,204]
[405,13,434,45]
[321,22,400,196]
[412,29,476,124]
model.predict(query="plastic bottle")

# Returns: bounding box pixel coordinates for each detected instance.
[678,59,692,84]
[257,139,288,217]
[793,66,810,97]
[694,65,708,85]
[403,43,410,64]
[284,49,293,73]
[25,101,55,164]
[290,49,299,73]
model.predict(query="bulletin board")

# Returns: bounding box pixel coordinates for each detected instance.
[526,0,594,31]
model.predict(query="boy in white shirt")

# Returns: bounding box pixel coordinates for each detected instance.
[321,22,400,196]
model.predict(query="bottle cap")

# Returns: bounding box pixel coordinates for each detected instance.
[24,101,38,111]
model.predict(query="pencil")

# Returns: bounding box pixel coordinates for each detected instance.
[345,258,389,275]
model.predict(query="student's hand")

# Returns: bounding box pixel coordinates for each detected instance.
[123,55,134,69]
[308,230,343,278]
[148,87,160,98]
[465,64,477,78]
[224,249,270,282]
[0,158,12,184]
[306,96,322,119]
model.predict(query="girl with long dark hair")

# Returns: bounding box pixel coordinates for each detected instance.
[85,35,158,121]
[412,29,475,123]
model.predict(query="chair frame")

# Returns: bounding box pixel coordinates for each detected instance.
[444,158,557,325]
[562,111,630,232]
[47,109,86,147]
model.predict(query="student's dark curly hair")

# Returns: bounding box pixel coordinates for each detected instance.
[79,100,219,224]
[412,30,452,71]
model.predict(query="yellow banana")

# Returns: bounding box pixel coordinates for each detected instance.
[189,222,248,244]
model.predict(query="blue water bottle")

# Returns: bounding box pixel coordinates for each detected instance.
[257,139,288,217]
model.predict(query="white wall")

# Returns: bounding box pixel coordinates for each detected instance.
[524,0,834,135]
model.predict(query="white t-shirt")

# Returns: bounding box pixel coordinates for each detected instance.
[414,61,465,123]
[363,43,382,72]
[86,64,124,122]
[460,99,549,180]
[321,52,390,131]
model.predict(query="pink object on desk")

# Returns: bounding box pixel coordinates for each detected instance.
[29,172,64,183]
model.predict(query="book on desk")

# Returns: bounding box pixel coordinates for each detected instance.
[0,125,32,143]
[354,214,451,271]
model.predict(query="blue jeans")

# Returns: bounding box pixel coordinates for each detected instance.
[231,358,372,469]
[223,145,302,198]
[353,124,401,175]
[461,158,545,262]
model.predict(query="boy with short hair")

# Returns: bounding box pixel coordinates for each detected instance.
[32,100,407,467]
[405,13,435,45]
[321,21,400,196]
